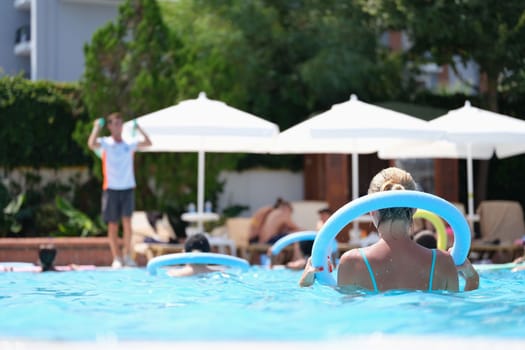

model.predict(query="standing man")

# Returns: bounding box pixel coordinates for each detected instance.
[88,112,152,268]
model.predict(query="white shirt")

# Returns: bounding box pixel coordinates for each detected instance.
[99,137,138,190]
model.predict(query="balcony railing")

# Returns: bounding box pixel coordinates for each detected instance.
[14,25,31,56]
[15,25,30,44]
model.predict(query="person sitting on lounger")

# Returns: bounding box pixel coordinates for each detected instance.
[249,197,283,243]
[300,167,479,292]
[167,233,215,277]
[253,200,301,245]
[253,200,304,264]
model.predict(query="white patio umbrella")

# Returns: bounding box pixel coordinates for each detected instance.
[378,101,525,221]
[123,92,279,231]
[271,94,443,234]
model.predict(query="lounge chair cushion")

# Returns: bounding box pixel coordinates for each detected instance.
[477,200,525,244]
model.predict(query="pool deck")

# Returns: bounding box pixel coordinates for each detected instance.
[2,336,525,350]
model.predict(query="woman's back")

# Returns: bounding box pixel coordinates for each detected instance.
[338,239,459,292]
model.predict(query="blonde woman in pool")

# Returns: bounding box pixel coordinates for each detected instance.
[300,167,479,292]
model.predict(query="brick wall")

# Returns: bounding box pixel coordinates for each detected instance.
[0,237,146,267]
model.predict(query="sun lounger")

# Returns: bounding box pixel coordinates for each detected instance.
[225,217,270,264]
[132,211,180,261]
[470,200,525,262]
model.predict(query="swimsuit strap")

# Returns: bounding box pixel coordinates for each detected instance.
[358,248,378,292]
[428,249,437,292]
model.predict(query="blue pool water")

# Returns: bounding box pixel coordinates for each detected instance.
[0,266,524,341]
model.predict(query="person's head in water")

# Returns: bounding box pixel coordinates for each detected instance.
[39,245,57,272]
[184,233,211,253]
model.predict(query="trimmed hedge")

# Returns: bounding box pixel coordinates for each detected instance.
[0,76,90,168]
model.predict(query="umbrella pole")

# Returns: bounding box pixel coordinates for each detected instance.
[197,150,205,232]
[352,153,359,201]
[466,144,475,233]
[351,153,360,242]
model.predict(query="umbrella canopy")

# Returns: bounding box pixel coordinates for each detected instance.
[378,101,525,220]
[272,94,443,202]
[124,92,279,230]
[124,92,278,153]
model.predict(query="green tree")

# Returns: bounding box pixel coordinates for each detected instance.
[159,0,250,106]
[78,0,239,215]
[159,0,403,169]
[359,0,525,112]
[82,0,178,118]
[359,0,525,203]
[0,76,88,169]
[172,0,403,127]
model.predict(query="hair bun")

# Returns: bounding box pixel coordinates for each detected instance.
[380,180,405,192]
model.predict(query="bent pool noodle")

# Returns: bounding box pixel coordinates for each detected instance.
[147,252,250,276]
[413,209,448,250]
[270,230,338,256]
[311,191,471,286]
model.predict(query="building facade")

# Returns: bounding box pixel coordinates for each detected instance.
[0,0,121,82]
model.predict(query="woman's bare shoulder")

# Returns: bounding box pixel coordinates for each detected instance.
[339,248,367,274]
[435,249,459,277]
[340,248,362,262]
[338,248,369,286]
[435,249,455,264]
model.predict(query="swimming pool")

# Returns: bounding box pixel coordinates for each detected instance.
[1,266,524,348]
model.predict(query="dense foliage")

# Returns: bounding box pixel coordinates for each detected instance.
[358,0,525,112]
[0,76,89,168]
[159,0,406,169]
[161,0,405,128]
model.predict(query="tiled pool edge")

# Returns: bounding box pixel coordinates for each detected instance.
[0,237,147,266]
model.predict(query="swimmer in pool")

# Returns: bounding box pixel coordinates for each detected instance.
[37,244,82,272]
[0,245,85,272]
[300,167,479,292]
[167,233,216,277]
[39,245,58,272]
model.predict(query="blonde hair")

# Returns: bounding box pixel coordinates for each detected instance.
[368,167,417,226]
